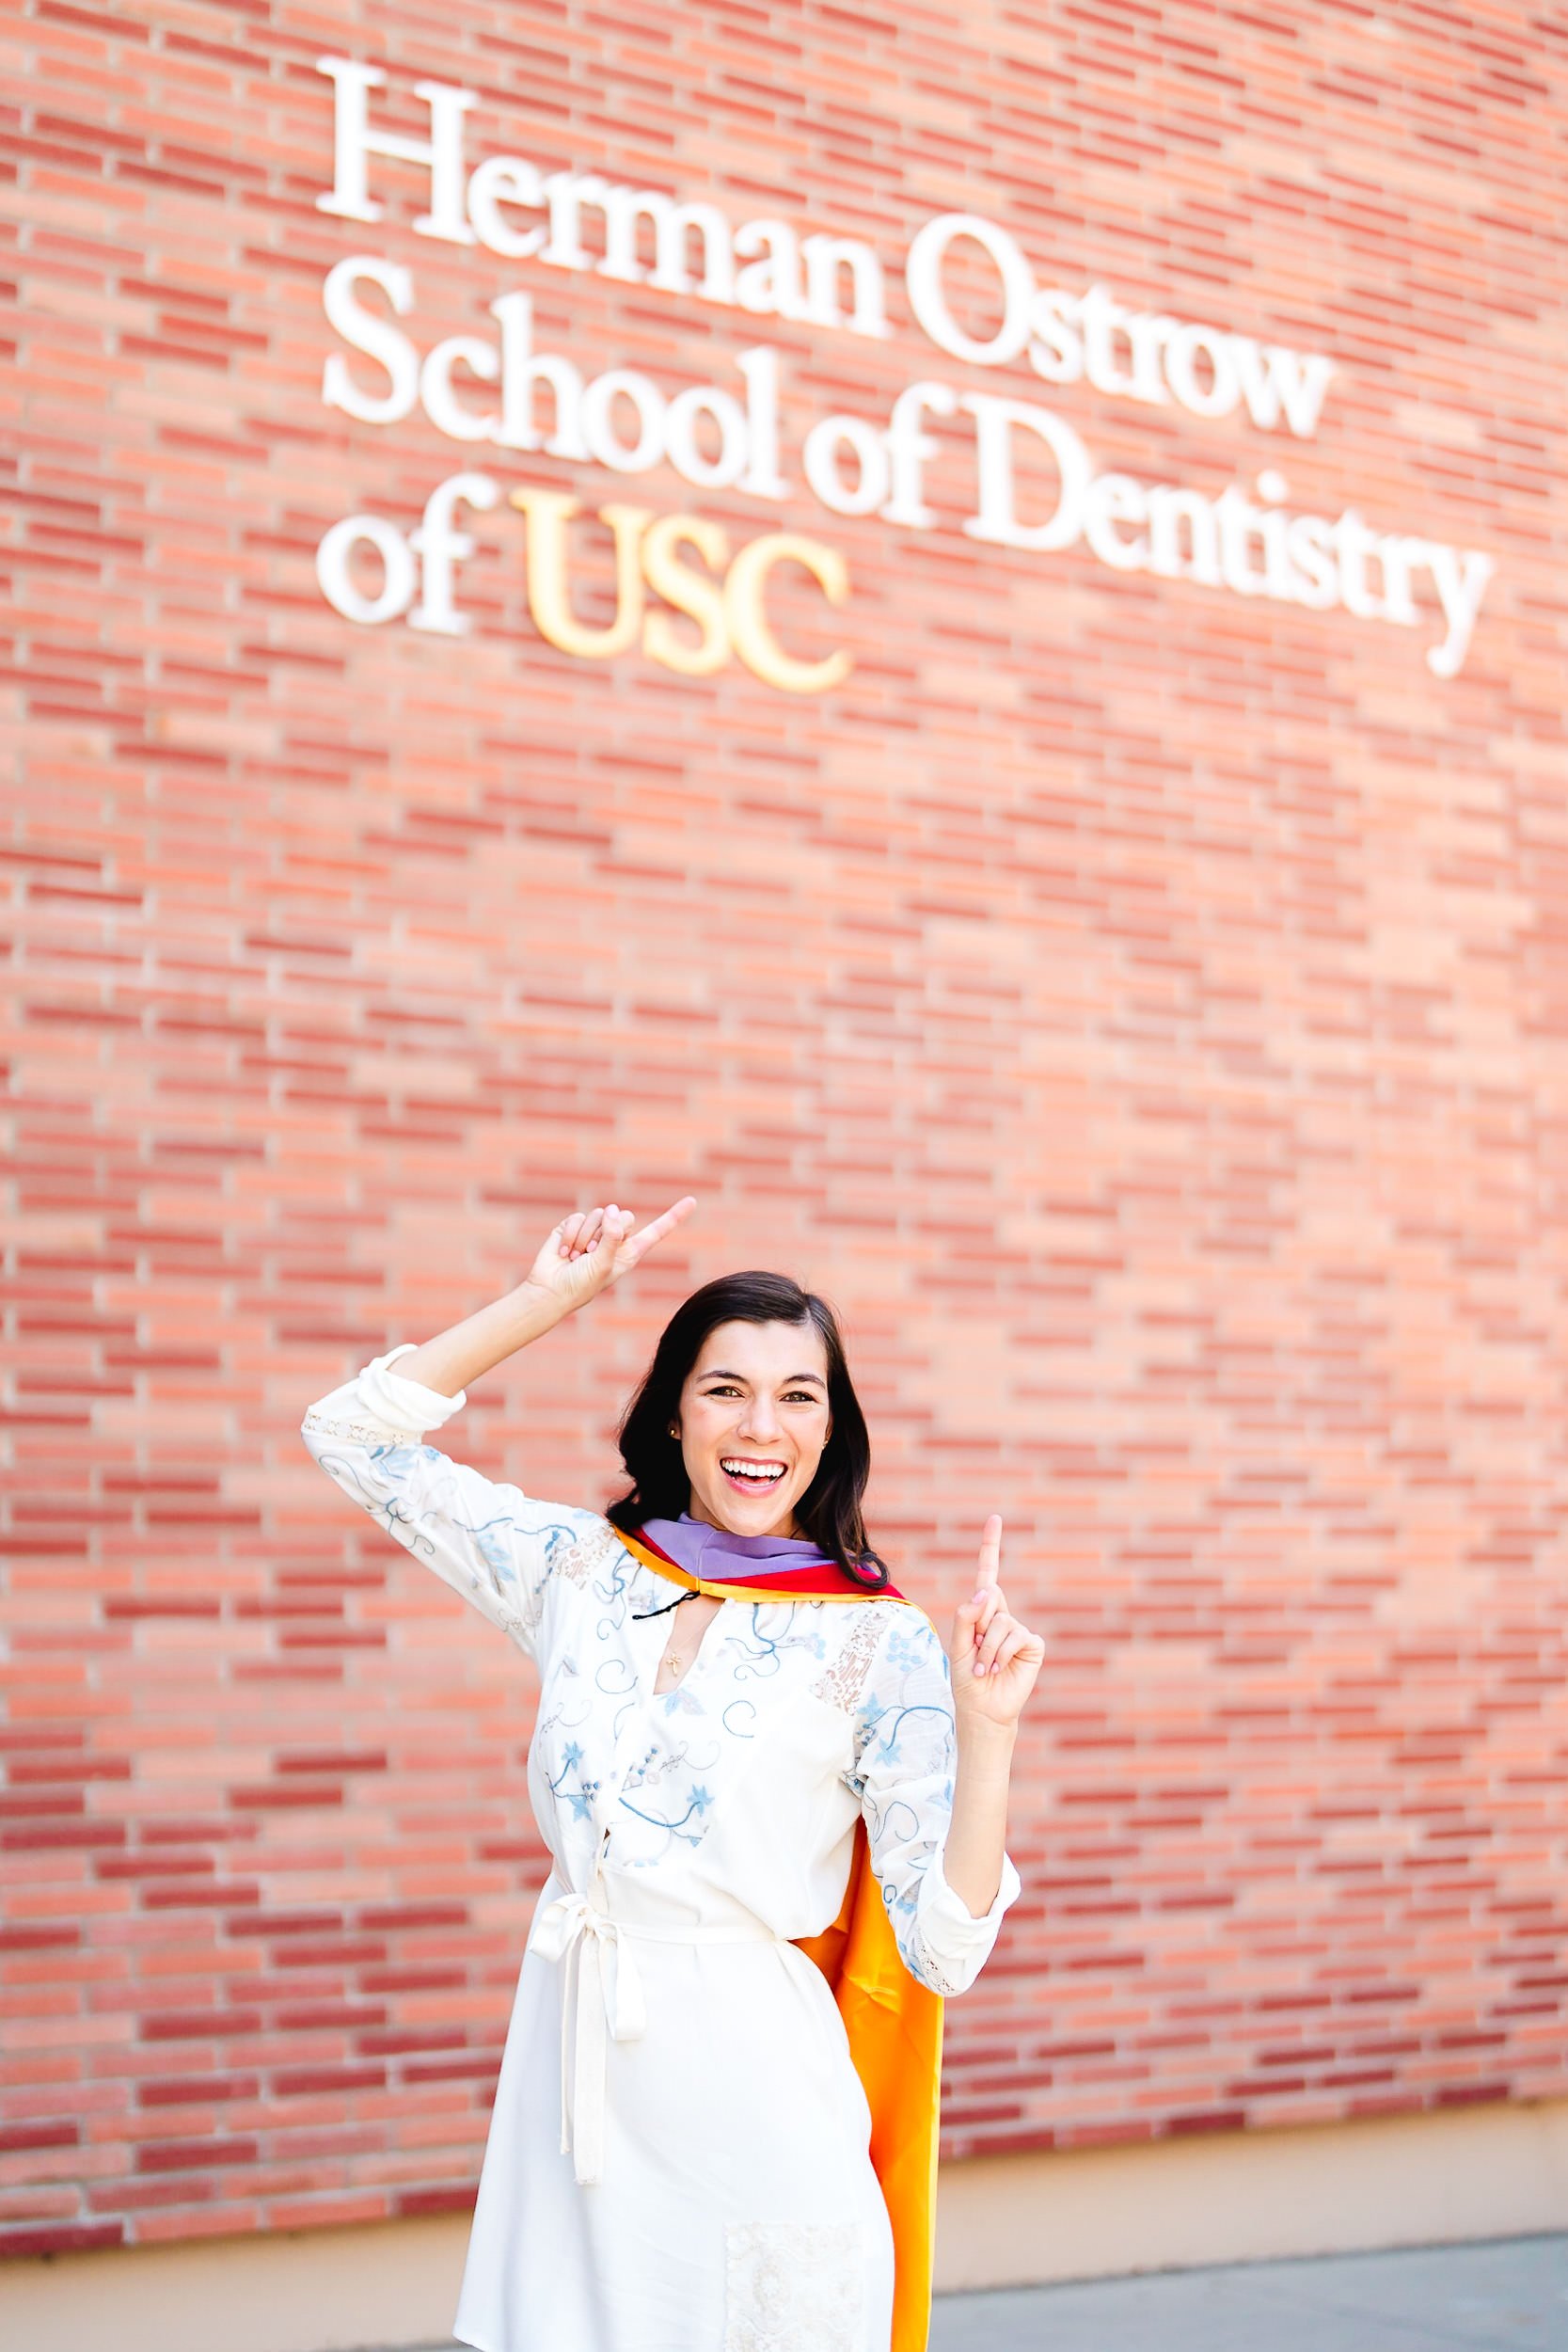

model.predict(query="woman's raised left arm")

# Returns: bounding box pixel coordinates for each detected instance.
[849,1518,1041,1994]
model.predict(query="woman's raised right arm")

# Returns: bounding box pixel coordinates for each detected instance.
[300,1200,696,1653]
[394,1199,697,1395]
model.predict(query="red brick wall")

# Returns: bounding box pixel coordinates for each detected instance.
[6,0,1567,2260]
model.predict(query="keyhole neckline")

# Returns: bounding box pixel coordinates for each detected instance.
[649,1589,726,1694]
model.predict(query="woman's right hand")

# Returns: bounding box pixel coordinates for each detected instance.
[384,1200,698,1402]
[522,1199,697,1317]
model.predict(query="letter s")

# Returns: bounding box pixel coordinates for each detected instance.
[1285,512,1338,610]
[1027,287,1084,386]
[321,255,419,425]
[641,516,731,676]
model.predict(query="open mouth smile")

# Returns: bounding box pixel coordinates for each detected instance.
[720,1456,788,1491]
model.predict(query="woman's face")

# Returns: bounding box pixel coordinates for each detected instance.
[674,1317,833,1539]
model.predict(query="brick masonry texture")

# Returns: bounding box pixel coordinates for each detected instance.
[4,0,1566,2261]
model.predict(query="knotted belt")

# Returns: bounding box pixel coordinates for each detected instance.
[530,1883,646,2186]
[529,1875,787,2186]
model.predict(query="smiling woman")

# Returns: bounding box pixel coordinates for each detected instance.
[300,1201,1041,2352]
[606,1268,887,1588]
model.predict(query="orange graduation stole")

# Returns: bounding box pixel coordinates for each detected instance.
[617,1527,943,2352]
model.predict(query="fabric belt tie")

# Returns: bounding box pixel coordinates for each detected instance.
[531,1879,786,2186]
[531,1887,648,2186]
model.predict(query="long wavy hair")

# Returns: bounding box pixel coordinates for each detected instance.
[606,1270,889,1590]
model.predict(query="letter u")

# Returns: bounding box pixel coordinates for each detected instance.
[507,489,650,657]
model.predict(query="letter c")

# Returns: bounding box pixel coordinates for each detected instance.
[724,533,851,694]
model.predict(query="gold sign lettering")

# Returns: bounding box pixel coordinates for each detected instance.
[725,532,850,695]
[641,514,730,677]
[505,489,850,691]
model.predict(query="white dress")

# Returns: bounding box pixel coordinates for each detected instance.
[302,1348,1021,2352]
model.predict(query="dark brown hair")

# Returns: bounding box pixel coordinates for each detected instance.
[606,1270,888,1589]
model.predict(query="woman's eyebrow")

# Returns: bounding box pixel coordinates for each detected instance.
[701,1368,826,1388]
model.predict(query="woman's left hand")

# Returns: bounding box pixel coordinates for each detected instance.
[949,1515,1045,1728]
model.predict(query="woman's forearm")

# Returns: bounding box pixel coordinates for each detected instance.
[942,1717,1017,1916]
[391,1281,567,1399]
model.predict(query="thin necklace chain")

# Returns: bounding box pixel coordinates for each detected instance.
[633,1587,705,1686]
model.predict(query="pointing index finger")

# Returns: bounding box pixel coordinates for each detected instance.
[975,1513,1003,1593]
[620,1195,698,1267]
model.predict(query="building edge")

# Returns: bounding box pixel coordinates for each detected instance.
[5,2096,1566,2352]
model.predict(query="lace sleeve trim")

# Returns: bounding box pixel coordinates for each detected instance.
[302,1407,420,1447]
[811,1605,887,1713]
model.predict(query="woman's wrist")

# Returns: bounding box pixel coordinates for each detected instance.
[507,1277,573,1332]
[954,1714,1018,1772]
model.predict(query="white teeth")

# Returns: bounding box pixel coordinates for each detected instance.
[721,1458,785,1482]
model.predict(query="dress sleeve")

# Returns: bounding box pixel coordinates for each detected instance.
[300,1344,601,1658]
[847,1606,1022,1996]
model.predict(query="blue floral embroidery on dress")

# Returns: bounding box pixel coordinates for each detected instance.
[619,1784,713,1842]
[471,1519,523,1584]
[880,1622,934,1675]
[547,1738,602,1822]
[304,1385,1003,1995]
[861,1700,952,1772]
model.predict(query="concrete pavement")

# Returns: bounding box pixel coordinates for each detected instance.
[402,2233,1567,2350]
[926,2234,1568,2350]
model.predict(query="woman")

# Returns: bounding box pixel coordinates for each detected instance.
[302,1200,1043,2352]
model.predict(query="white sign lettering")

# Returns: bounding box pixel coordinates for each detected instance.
[309,56,1495,684]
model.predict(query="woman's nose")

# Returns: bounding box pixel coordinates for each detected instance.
[737,1400,782,1441]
